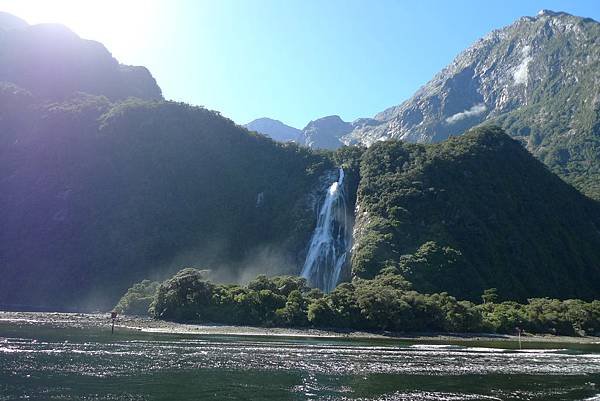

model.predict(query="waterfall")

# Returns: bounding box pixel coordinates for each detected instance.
[301,168,351,292]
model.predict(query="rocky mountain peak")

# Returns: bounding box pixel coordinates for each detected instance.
[244,117,301,142]
[301,115,353,149]
[334,10,600,198]
[247,10,599,198]
[537,9,569,17]
[304,115,348,129]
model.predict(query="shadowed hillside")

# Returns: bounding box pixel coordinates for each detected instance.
[0,17,162,101]
[0,88,330,310]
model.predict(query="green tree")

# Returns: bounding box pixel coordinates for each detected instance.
[328,283,363,328]
[277,290,309,326]
[307,298,335,327]
[354,281,411,331]
[114,280,160,316]
[481,288,499,304]
[150,268,214,321]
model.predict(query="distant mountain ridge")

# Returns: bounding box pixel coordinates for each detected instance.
[268,10,600,199]
[301,115,353,149]
[244,118,301,142]
[344,10,599,143]
[248,115,381,150]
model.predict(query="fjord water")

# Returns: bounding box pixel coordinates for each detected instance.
[301,168,352,292]
[1,314,600,400]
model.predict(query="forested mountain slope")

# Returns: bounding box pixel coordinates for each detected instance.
[352,126,600,301]
[0,89,330,309]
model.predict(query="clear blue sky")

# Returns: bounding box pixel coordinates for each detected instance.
[2,0,599,128]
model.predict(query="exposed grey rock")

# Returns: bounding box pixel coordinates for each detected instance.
[244,117,301,142]
[250,115,383,149]
[342,10,600,150]
[301,10,600,197]
[300,115,353,149]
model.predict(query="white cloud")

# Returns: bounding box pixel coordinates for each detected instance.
[445,103,487,124]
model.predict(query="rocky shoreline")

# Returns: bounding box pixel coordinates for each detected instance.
[1,311,599,345]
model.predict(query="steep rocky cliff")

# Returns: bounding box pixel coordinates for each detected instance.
[244,118,301,142]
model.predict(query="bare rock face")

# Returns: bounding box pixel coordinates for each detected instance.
[237,11,600,199]
[345,11,599,143]
[244,118,302,143]
[303,11,600,198]
[299,115,353,149]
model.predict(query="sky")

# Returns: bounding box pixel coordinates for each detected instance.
[1,0,599,128]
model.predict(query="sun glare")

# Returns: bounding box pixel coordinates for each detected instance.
[1,0,161,61]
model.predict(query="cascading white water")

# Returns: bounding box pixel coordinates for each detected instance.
[301,168,351,292]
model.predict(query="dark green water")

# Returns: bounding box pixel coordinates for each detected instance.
[1,313,599,400]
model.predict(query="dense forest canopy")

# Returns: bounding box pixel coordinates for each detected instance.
[116,268,600,337]
[0,87,332,310]
[351,127,600,301]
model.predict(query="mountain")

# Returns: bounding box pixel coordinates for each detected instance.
[0,15,332,310]
[0,91,331,311]
[300,116,381,149]
[0,11,28,30]
[352,126,600,301]
[3,10,600,312]
[300,115,354,149]
[244,118,301,142]
[0,13,162,101]
[308,10,600,199]
[250,115,381,149]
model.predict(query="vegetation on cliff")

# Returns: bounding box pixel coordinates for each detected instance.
[352,126,600,301]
